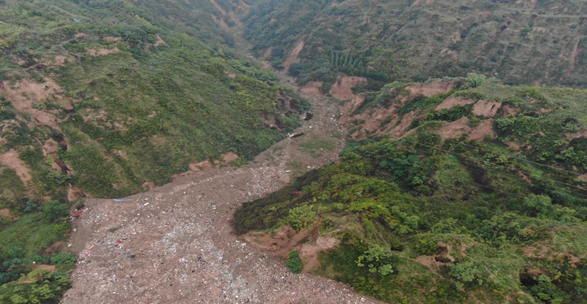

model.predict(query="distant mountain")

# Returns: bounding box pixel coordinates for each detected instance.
[244,0,587,88]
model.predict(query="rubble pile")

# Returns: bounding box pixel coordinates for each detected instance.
[62,93,381,303]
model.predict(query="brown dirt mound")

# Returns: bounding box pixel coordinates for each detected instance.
[406,80,454,98]
[339,94,367,120]
[435,96,475,111]
[42,139,60,156]
[244,225,340,273]
[566,37,582,76]
[329,76,367,100]
[473,100,502,117]
[415,255,442,269]
[86,47,120,56]
[300,82,323,95]
[502,105,518,117]
[519,172,533,184]
[4,79,63,131]
[44,241,67,255]
[0,208,18,220]
[243,226,313,258]
[0,150,32,183]
[68,185,86,201]
[261,47,273,61]
[34,264,57,272]
[0,208,11,218]
[172,152,240,180]
[222,152,239,163]
[283,41,304,72]
[103,36,122,42]
[300,236,340,272]
[390,111,417,137]
[506,141,522,151]
[469,119,495,141]
[53,55,70,66]
[154,35,167,47]
[441,48,458,59]
[437,117,471,139]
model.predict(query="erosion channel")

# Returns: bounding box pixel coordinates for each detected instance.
[62,39,381,303]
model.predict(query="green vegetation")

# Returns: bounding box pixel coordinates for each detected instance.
[0,0,307,301]
[3,0,587,303]
[234,78,587,303]
[0,201,76,304]
[286,251,303,273]
[245,0,587,87]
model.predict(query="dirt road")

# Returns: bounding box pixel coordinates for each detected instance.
[61,89,382,303]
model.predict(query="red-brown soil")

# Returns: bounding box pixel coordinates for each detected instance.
[472,100,502,117]
[300,81,323,95]
[86,47,120,56]
[329,76,367,100]
[3,79,64,131]
[0,149,32,183]
[437,117,472,139]
[469,119,495,141]
[435,97,475,111]
[283,41,305,72]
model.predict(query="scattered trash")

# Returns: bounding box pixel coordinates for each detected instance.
[73,18,80,22]
[303,112,314,121]
[288,132,305,138]
[73,210,84,217]
[62,91,367,303]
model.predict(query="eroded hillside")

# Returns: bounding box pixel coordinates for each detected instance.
[234,76,587,303]
[0,0,308,301]
[245,0,587,88]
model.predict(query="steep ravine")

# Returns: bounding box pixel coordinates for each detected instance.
[61,23,383,303]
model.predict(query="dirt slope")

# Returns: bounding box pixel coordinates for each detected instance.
[62,90,381,303]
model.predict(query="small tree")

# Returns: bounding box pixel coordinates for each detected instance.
[466,73,486,88]
[286,251,303,273]
[287,204,318,230]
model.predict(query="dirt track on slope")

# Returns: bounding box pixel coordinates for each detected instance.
[62,89,382,303]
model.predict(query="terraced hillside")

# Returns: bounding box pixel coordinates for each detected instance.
[0,0,308,302]
[234,77,587,303]
[244,0,587,88]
